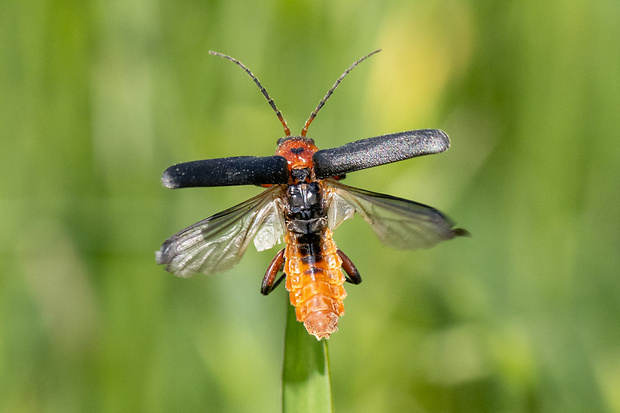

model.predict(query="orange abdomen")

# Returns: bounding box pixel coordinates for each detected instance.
[284,228,346,340]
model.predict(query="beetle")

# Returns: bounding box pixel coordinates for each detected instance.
[156,50,467,340]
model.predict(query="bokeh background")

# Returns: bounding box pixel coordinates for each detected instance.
[2,0,620,412]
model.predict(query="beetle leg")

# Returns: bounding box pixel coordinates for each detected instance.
[261,248,286,295]
[337,249,362,284]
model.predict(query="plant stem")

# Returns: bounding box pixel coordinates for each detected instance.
[281,302,333,413]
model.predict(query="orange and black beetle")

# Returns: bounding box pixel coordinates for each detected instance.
[156,50,467,339]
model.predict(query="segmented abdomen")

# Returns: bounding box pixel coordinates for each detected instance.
[284,227,346,340]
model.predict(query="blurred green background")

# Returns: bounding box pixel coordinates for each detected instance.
[2,0,620,412]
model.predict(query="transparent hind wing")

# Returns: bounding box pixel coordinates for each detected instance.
[325,179,462,250]
[156,185,285,277]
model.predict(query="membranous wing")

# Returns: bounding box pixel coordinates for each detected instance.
[156,185,286,277]
[324,179,464,250]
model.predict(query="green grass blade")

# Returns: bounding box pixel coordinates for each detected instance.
[281,303,333,413]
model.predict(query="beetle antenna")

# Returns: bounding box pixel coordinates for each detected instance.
[301,49,381,137]
[209,51,291,136]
